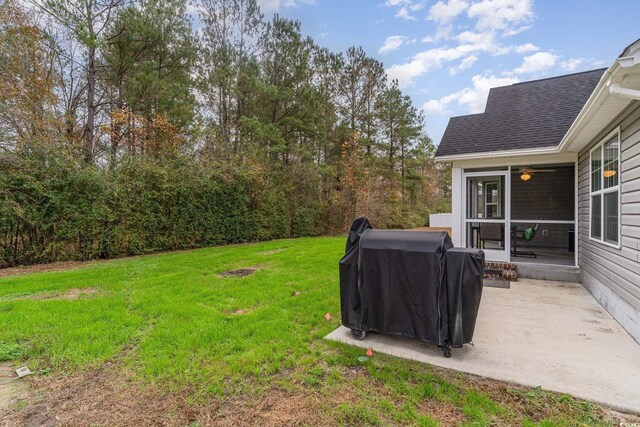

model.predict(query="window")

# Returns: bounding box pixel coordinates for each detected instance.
[590,130,620,246]
[466,177,504,220]
[484,181,500,218]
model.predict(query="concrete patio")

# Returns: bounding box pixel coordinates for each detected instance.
[326,278,640,413]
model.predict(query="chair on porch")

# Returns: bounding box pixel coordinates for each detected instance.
[511,223,540,258]
[479,223,504,250]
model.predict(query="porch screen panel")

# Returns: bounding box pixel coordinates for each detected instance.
[465,175,505,251]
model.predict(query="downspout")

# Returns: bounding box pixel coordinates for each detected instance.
[608,83,640,101]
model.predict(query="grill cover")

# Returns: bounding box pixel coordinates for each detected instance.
[340,220,454,346]
[339,217,372,330]
[339,217,484,352]
[445,248,485,347]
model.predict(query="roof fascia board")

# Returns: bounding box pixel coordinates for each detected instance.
[435,146,559,162]
[451,151,578,169]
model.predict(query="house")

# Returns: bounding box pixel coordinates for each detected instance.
[435,39,640,343]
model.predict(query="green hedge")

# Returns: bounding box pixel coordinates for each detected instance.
[0,145,443,267]
[0,148,294,267]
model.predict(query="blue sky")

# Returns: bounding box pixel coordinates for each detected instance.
[258,0,640,144]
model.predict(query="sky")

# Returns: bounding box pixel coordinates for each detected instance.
[256,0,640,144]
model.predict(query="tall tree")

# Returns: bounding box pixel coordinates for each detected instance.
[34,0,126,161]
[338,46,386,155]
[376,80,422,200]
[0,0,58,149]
[102,0,197,157]
[198,0,264,155]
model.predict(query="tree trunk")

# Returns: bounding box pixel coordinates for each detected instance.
[84,45,96,162]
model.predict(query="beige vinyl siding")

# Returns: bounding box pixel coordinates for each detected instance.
[578,100,640,314]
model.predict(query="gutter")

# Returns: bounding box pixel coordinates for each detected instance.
[559,42,640,152]
[435,146,559,162]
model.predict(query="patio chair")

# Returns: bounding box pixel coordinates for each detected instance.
[511,223,540,258]
[480,223,504,249]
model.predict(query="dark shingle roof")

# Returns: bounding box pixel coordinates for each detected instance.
[435,68,606,157]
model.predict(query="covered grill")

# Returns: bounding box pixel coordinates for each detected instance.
[339,217,485,357]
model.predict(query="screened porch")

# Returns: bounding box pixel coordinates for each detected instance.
[464,163,576,266]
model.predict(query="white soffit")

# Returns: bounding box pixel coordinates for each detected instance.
[561,40,640,153]
[563,95,632,153]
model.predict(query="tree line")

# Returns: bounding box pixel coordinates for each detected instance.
[0,0,450,267]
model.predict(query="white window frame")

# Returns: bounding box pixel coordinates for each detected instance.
[589,128,621,249]
[484,181,501,219]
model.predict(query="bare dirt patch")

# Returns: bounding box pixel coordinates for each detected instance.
[0,367,205,427]
[0,362,29,417]
[2,361,634,427]
[417,399,465,426]
[0,261,100,278]
[224,308,251,316]
[257,248,288,256]
[218,268,258,278]
[211,388,329,426]
[3,288,101,302]
[0,366,346,427]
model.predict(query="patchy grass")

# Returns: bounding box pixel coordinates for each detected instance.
[0,237,633,425]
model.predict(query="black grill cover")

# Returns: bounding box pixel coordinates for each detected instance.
[339,217,372,330]
[340,221,454,346]
[445,248,485,347]
[339,217,484,352]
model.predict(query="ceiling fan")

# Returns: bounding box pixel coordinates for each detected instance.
[512,167,556,181]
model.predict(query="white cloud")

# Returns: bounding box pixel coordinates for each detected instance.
[560,58,585,72]
[258,0,315,12]
[379,36,408,54]
[514,51,557,74]
[428,0,469,24]
[422,73,519,115]
[467,0,534,34]
[422,99,448,114]
[449,55,478,75]
[515,43,539,53]
[458,74,520,112]
[387,30,510,86]
[387,0,540,86]
[387,45,475,87]
[395,7,417,20]
[384,0,426,8]
[384,0,426,20]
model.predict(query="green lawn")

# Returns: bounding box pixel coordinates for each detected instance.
[0,237,619,425]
